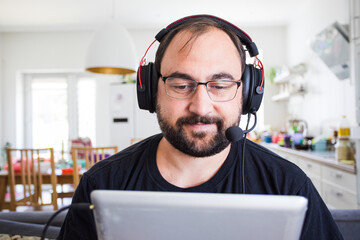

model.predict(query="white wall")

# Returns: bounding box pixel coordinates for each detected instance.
[286,0,354,136]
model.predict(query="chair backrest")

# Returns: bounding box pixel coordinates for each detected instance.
[70,146,118,188]
[130,138,143,145]
[6,148,58,211]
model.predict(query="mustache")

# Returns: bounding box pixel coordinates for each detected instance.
[176,115,224,129]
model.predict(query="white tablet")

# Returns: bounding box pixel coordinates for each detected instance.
[91,190,308,240]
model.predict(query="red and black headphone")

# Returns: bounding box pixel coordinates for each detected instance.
[136,14,264,115]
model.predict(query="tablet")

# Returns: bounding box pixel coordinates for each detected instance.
[91,190,308,240]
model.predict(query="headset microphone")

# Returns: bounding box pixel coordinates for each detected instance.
[225,126,244,142]
[225,112,257,193]
[225,112,258,143]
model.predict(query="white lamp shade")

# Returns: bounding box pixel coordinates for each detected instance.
[85,22,137,75]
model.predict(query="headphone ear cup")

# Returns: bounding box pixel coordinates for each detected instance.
[137,62,159,113]
[241,65,264,115]
[241,65,252,115]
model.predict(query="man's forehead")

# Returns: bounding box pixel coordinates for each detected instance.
[171,27,227,51]
[161,30,242,79]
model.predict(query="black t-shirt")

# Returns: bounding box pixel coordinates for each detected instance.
[58,134,343,240]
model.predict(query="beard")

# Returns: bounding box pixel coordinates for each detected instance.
[156,105,240,158]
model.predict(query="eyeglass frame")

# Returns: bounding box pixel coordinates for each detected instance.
[161,76,242,102]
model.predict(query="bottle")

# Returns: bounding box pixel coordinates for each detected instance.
[335,116,351,162]
[338,115,350,138]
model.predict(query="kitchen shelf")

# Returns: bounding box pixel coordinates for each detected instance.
[271,89,306,102]
[271,92,290,102]
[273,64,307,84]
[271,63,307,102]
[274,74,304,84]
[273,73,292,84]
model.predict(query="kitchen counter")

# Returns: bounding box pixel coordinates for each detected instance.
[261,142,356,174]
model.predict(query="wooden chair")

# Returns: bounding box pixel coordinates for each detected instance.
[5,148,58,211]
[57,146,118,200]
[71,146,118,188]
[130,138,143,145]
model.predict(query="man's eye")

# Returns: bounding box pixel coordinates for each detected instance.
[212,85,228,90]
[171,83,194,91]
[209,82,232,90]
[173,84,189,90]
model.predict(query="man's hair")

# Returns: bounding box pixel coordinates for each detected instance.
[154,17,246,77]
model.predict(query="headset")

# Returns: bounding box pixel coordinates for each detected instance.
[136,14,264,116]
[136,15,265,194]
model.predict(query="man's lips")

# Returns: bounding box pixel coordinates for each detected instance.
[176,115,224,133]
[184,122,217,131]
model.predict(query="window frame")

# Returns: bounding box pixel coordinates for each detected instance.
[22,70,96,152]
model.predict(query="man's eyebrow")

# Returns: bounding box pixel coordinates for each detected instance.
[211,73,235,80]
[165,72,194,80]
[164,72,237,81]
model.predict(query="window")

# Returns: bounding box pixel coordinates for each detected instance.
[24,72,96,161]
[31,77,69,154]
[77,77,96,142]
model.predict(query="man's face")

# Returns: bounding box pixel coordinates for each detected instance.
[156,28,243,157]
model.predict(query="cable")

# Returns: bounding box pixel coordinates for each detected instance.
[254,57,264,92]
[243,112,257,135]
[138,39,157,90]
[241,112,256,194]
[40,203,93,240]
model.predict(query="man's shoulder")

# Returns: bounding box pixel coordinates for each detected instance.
[245,140,285,161]
[241,140,309,195]
[244,140,307,178]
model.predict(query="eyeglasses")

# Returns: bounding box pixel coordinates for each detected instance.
[161,76,241,102]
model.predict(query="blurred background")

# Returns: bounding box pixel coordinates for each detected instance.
[1,0,360,212]
[0,0,357,159]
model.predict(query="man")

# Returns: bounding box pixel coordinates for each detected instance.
[58,16,343,239]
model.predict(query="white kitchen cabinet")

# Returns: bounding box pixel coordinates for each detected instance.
[262,143,358,209]
[322,183,358,209]
[322,165,358,209]
[297,158,322,196]
[322,165,357,192]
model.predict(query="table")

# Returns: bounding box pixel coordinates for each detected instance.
[0,171,82,211]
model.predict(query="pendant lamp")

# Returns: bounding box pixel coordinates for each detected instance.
[85,22,137,75]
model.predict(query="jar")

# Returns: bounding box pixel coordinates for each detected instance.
[335,137,351,162]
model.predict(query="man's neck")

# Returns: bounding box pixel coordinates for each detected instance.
[156,137,231,188]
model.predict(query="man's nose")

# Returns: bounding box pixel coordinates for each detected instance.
[188,84,213,116]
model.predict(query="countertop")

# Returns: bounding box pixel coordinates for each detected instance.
[260,142,356,174]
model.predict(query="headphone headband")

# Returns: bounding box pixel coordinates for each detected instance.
[155,15,259,57]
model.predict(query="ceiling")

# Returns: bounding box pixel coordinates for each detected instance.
[0,0,312,32]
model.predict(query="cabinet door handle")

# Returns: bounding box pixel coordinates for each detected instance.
[331,172,343,179]
[336,192,343,197]
[331,189,343,197]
